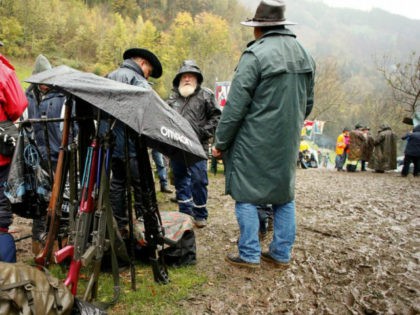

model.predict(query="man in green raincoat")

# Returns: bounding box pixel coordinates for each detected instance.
[212,0,315,269]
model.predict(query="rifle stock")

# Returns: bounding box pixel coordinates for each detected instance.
[35,96,72,267]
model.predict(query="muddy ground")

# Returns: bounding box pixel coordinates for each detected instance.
[13,167,419,314]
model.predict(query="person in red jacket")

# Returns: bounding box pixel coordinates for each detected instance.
[0,43,28,262]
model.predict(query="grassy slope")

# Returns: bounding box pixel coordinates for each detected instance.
[9,58,33,90]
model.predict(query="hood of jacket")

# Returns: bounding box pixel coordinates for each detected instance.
[33,54,52,75]
[172,60,203,88]
[379,124,391,132]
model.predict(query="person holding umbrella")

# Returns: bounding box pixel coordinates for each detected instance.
[104,47,162,233]
[167,60,221,228]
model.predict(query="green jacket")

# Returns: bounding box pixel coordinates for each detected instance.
[214,28,315,204]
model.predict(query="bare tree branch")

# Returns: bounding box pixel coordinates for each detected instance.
[377,52,420,116]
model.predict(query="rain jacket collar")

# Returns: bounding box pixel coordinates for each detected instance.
[121,59,145,79]
[246,28,296,47]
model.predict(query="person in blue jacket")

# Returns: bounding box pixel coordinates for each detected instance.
[25,54,76,255]
[401,124,420,177]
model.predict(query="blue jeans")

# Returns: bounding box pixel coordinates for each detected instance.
[171,159,208,220]
[235,201,296,263]
[151,149,168,188]
[335,153,347,170]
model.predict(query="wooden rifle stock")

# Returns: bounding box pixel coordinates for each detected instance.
[35,96,73,266]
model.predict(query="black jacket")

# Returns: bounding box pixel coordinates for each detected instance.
[167,87,221,150]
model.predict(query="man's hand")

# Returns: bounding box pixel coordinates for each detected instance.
[212,147,223,159]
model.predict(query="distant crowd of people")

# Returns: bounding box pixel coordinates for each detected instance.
[334,123,419,176]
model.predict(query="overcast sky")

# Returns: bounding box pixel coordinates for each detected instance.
[321,0,420,20]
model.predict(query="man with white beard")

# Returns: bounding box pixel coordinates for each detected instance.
[167,60,221,228]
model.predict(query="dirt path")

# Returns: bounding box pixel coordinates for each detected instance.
[13,168,419,314]
[184,168,420,314]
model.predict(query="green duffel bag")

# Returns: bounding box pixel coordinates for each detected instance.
[0,262,74,315]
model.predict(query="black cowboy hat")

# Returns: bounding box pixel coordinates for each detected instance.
[123,48,162,79]
[241,0,296,27]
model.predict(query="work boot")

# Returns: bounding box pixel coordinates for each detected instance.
[261,252,290,270]
[194,218,207,228]
[160,185,173,194]
[225,254,260,269]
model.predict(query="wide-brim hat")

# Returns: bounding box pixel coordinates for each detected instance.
[241,0,296,27]
[123,48,162,78]
[172,60,203,88]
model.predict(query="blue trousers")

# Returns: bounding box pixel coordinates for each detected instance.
[171,159,208,220]
[0,232,16,262]
[335,153,347,170]
[235,201,296,263]
[151,149,169,188]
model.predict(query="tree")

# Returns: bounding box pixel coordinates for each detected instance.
[377,52,420,121]
[192,12,236,86]
[0,17,24,57]
[112,0,140,21]
[95,13,130,73]
[159,12,195,97]
[310,58,349,120]
[64,7,106,63]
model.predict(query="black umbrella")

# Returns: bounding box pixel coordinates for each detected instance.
[25,65,207,163]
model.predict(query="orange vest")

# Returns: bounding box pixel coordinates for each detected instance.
[335,133,346,155]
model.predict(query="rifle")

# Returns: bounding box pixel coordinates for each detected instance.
[135,136,169,284]
[81,125,121,305]
[66,141,78,245]
[55,135,100,295]
[35,96,72,267]
[124,126,136,291]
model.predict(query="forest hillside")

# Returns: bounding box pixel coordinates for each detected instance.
[1,0,419,148]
